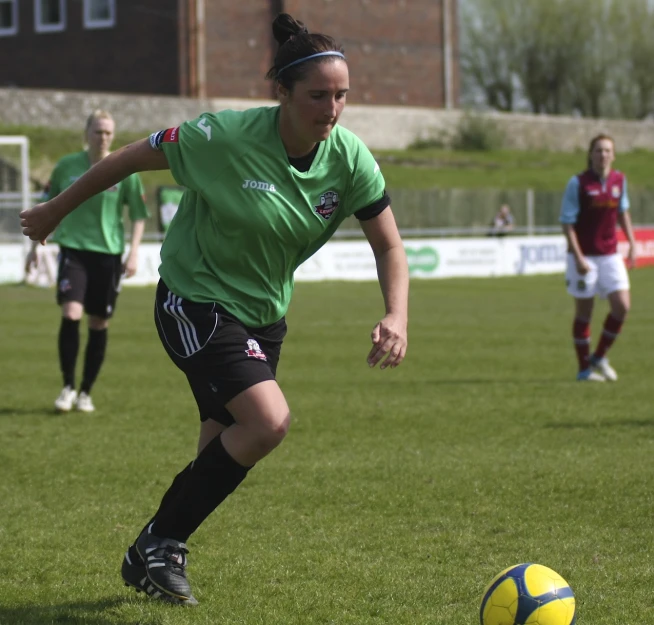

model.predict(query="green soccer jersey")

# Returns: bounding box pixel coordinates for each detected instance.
[45,151,149,255]
[157,106,386,327]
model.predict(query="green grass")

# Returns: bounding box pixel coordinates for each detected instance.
[2,122,654,192]
[1,271,654,624]
[378,148,654,191]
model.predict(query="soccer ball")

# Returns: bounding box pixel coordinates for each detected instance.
[480,563,576,625]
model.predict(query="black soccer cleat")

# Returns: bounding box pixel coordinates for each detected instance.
[122,549,198,606]
[135,524,195,602]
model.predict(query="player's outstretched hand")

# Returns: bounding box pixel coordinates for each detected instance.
[367,313,407,370]
[20,201,63,244]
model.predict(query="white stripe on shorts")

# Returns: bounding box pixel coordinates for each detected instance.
[173,296,202,353]
[163,291,200,356]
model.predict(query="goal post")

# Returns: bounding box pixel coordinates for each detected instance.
[0,135,31,217]
[0,136,32,284]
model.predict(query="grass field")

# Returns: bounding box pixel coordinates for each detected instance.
[1,271,653,625]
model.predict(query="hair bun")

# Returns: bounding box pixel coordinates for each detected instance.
[272,13,308,46]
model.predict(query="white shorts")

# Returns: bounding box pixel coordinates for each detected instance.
[565,252,630,299]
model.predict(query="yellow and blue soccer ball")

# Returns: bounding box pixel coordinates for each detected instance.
[480,563,576,625]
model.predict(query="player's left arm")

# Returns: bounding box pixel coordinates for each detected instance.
[360,207,409,370]
[346,141,408,369]
[618,211,636,269]
[617,176,636,268]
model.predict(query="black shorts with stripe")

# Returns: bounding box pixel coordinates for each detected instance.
[154,280,287,425]
[56,247,122,318]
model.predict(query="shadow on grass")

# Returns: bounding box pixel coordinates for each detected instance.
[0,597,136,625]
[0,407,67,417]
[364,378,572,386]
[544,419,654,429]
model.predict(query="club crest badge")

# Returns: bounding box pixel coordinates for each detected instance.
[245,338,267,361]
[611,185,621,198]
[314,190,340,220]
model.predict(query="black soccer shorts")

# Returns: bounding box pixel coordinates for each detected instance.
[154,280,287,425]
[56,247,122,318]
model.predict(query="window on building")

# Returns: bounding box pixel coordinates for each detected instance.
[83,0,115,29]
[35,0,66,33]
[0,0,18,36]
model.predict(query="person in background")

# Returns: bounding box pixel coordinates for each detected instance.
[559,133,636,382]
[24,110,149,412]
[488,203,514,236]
[21,13,409,606]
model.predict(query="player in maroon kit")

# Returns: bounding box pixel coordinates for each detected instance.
[559,134,636,382]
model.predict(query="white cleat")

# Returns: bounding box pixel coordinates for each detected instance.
[54,386,78,412]
[591,357,618,382]
[75,392,95,413]
[576,369,605,382]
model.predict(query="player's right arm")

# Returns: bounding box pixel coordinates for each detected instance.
[20,139,168,244]
[559,176,590,275]
[562,224,589,275]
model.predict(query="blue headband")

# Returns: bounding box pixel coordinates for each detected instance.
[277,51,346,76]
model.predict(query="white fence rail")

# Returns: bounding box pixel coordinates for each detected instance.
[1,237,570,286]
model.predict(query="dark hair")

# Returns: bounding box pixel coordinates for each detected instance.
[265,13,345,90]
[587,133,614,169]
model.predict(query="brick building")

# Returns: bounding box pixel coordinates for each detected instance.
[0,0,458,108]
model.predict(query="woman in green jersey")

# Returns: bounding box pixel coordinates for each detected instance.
[21,14,408,605]
[25,110,149,414]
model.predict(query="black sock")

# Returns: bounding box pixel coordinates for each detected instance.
[152,435,251,542]
[81,328,107,394]
[130,461,194,555]
[58,318,80,388]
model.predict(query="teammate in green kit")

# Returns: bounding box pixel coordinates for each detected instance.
[25,110,149,413]
[21,14,409,605]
